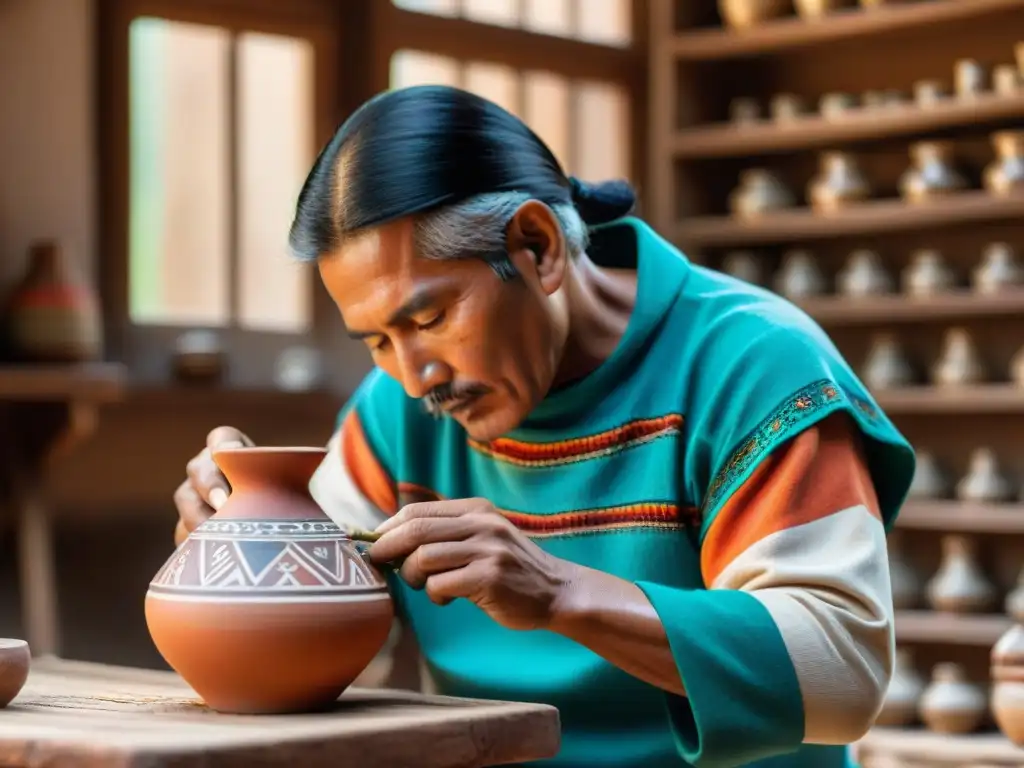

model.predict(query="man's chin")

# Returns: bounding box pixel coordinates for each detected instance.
[456,407,524,443]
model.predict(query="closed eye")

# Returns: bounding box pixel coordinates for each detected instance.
[417,310,446,331]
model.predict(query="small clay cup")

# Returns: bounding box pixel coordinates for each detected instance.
[0,639,31,708]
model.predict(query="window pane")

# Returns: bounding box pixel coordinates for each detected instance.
[523,71,570,172]
[573,81,630,181]
[236,32,315,333]
[575,0,631,47]
[461,0,518,26]
[464,61,519,117]
[523,0,572,36]
[392,0,458,16]
[128,17,230,326]
[391,50,460,88]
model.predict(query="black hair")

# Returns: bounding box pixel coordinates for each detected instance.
[287,84,636,263]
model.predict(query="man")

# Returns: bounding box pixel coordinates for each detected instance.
[174,85,915,768]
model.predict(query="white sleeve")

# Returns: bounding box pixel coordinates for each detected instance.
[309,431,390,532]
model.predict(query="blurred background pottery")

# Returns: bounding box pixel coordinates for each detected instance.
[0,639,30,708]
[145,446,393,714]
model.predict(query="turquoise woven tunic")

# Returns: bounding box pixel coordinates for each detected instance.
[310,217,915,768]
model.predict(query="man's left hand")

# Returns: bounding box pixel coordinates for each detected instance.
[368,498,576,631]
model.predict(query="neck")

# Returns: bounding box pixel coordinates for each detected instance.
[551,252,637,389]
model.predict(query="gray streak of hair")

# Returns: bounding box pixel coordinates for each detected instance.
[413,192,588,264]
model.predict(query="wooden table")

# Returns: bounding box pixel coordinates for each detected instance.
[0,657,561,767]
[0,363,126,656]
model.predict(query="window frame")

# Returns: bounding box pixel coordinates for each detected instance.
[97,0,649,389]
[96,0,344,387]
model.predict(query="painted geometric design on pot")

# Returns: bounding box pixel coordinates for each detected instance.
[148,519,389,602]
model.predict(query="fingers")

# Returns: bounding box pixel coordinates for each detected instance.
[368,515,480,565]
[374,498,482,535]
[206,426,254,451]
[398,541,481,589]
[186,448,231,511]
[173,479,215,536]
[424,560,489,606]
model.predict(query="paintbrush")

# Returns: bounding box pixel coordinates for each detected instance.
[347,527,382,543]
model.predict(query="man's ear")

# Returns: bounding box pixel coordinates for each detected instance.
[506,200,567,297]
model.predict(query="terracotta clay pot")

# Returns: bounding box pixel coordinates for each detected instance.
[992,624,1024,746]
[0,639,30,708]
[3,240,102,363]
[145,446,393,714]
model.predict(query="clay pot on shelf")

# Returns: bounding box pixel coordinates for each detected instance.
[172,330,225,384]
[972,242,1024,294]
[876,647,925,727]
[913,80,949,108]
[1010,345,1024,389]
[993,64,1023,97]
[862,333,915,390]
[0,639,30,708]
[728,169,796,219]
[932,327,986,388]
[836,249,893,297]
[145,446,394,714]
[902,249,957,297]
[774,249,827,299]
[898,141,969,203]
[794,0,854,18]
[954,58,988,99]
[4,240,102,363]
[919,662,987,734]
[729,97,761,125]
[907,450,951,500]
[957,447,1014,503]
[887,531,923,610]
[992,625,1024,746]
[983,130,1024,197]
[808,151,871,212]
[718,0,793,29]
[721,251,766,286]
[1005,569,1024,622]
[926,534,997,614]
[770,93,809,122]
[818,92,859,120]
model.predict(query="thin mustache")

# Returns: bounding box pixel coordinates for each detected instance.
[422,383,489,416]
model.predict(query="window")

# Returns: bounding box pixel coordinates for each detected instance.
[387,0,635,185]
[128,18,314,333]
[393,0,632,47]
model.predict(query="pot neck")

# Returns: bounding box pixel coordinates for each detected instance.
[212,447,327,496]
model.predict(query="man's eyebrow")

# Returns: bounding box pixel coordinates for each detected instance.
[345,288,441,340]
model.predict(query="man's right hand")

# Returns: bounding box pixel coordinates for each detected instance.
[173,426,255,545]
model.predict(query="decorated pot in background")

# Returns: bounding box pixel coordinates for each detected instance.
[718,0,793,29]
[992,624,1024,746]
[145,446,393,715]
[4,240,102,363]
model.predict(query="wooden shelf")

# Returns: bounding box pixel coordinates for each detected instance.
[873,385,1024,414]
[670,0,1024,61]
[673,92,1024,158]
[0,363,126,402]
[799,290,1024,326]
[898,501,1024,533]
[895,610,1013,646]
[858,727,1024,764]
[677,192,1024,248]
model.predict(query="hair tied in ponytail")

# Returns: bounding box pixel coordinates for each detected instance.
[567,176,637,227]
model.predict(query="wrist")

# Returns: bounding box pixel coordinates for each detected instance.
[545,560,597,636]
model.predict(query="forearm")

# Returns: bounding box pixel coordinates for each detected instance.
[549,563,685,697]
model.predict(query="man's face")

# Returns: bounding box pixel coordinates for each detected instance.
[319,207,568,441]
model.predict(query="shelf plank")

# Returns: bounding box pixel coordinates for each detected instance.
[670,0,1024,61]
[874,385,1024,414]
[0,363,127,402]
[858,727,1024,763]
[798,290,1024,326]
[673,92,1024,158]
[898,501,1024,533]
[895,610,1012,646]
[677,192,1024,248]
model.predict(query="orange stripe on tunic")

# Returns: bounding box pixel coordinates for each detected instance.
[701,412,881,586]
[339,409,398,515]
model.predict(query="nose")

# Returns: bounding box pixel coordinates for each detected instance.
[396,345,451,399]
